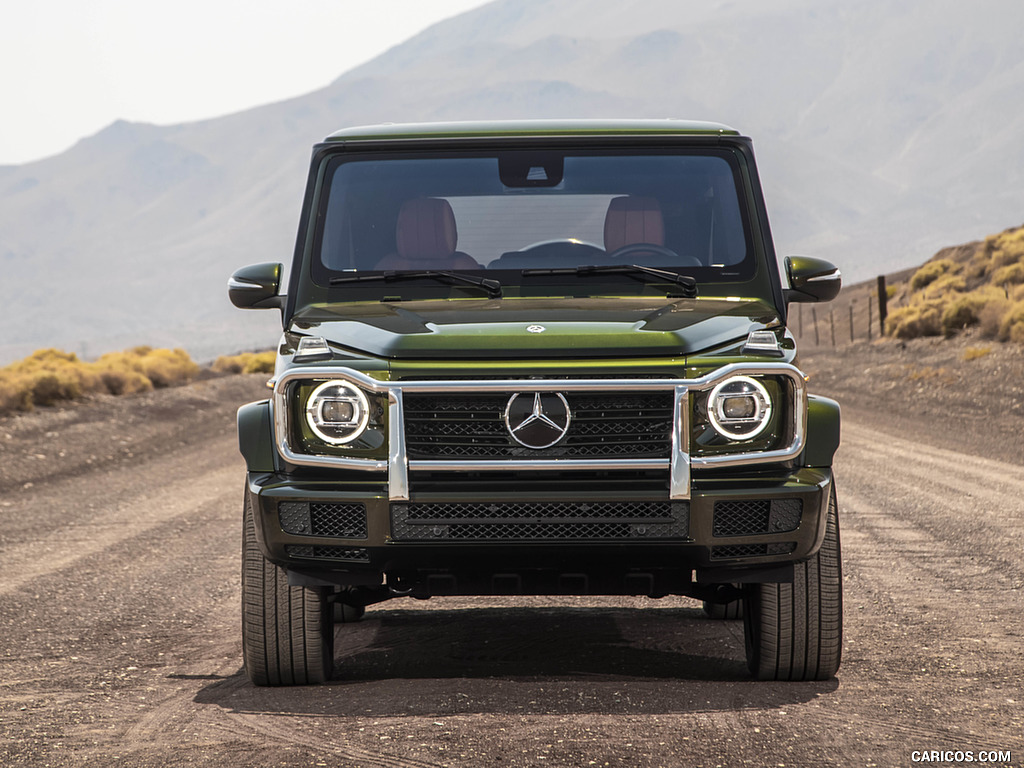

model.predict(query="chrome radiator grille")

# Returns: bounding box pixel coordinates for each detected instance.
[403,392,673,459]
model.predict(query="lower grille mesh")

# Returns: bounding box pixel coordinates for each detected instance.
[279,502,368,539]
[391,501,689,542]
[711,542,796,559]
[713,498,803,537]
[286,545,370,562]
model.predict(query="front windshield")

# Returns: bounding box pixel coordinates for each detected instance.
[310,149,753,292]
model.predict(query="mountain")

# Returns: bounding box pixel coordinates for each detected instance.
[3,0,1023,364]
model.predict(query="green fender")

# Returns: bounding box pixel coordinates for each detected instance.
[801,394,841,467]
[237,400,277,472]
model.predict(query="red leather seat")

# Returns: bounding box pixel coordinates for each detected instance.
[603,196,665,254]
[374,198,480,270]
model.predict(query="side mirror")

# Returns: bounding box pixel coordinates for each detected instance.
[784,256,842,304]
[228,263,283,309]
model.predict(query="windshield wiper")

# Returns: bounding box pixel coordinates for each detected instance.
[329,270,502,298]
[522,264,697,298]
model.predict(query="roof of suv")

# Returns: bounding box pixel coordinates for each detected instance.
[324,119,741,143]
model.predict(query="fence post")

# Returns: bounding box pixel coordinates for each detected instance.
[812,307,819,346]
[877,275,888,335]
[829,309,836,347]
[868,294,873,341]
[849,303,855,343]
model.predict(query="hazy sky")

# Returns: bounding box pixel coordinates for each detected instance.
[0,0,492,165]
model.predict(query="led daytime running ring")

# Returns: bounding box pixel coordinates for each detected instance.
[304,380,370,445]
[708,375,772,440]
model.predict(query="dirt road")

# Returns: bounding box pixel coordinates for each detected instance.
[0,361,1021,767]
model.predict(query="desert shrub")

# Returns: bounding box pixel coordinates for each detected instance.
[95,367,154,396]
[963,346,992,361]
[6,348,102,404]
[212,351,275,375]
[981,227,1024,276]
[885,300,944,339]
[920,273,966,300]
[93,347,199,389]
[136,348,200,388]
[978,297,1012,339]
[93,350,157,395]
[940,286,1005,336]
[909,259,957,291]
[991,262,1024,286]
[997,300,1024,343]
[0,345,202,415]
[0,372,34,415]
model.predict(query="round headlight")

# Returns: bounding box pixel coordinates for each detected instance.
[707,376,772,440]
[304,380,370,445]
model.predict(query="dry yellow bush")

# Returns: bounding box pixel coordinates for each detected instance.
[886,224,1024,343]
[962,346,992,361]
[991,262,1024,286]
[921,273,966,300]
[886,299,945,339]
[941,286,1005,336]
[138,348,200,388]
[909,259,957,291]
[0,345,202,416]
[979,297,1012,339]
[212,351,275,375]
[997,300,1024,343]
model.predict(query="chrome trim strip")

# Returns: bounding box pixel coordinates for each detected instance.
[409,458,669,471]
[806,269,842,283]
[227,276,265,291]
[388,389,409,501]
[670,385,690,500]
[271,363,809,500]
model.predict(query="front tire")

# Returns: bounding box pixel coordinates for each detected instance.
[241,491,334,686]
[742,485,842,680]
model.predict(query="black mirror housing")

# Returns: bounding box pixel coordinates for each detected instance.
[784,256,842,304]
[228,263,284,309]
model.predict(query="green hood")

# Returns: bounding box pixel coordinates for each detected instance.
[289,297,780,360]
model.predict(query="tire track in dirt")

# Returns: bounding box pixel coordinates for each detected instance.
[832,421,1024,751]
[0,450,240,597]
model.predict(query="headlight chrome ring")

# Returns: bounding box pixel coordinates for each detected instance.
[304,380,370,445]
[707,375,773,440]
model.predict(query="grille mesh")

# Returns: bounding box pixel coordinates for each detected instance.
[391,500,689,541]
[713,498,803,537]
[286,545,370,562]
[403,392,673,459]
[710,542,796,560]
[278,502,368,539]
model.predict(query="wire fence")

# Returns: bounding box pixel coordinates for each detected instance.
[791,276,888,349]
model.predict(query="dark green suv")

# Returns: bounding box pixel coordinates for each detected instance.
[229,120,843,685]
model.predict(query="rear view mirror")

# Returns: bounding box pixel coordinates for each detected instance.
[228,263,283,309]
[785,256,842,304]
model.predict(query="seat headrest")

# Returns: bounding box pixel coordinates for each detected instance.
[396,198,458,261]
[604,196,665,253]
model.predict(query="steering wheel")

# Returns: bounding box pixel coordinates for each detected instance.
[607,243,702,267]
[516,239,604,254]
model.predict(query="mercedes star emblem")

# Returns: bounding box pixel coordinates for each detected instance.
[526,325,546,333]
[503,392,571,449]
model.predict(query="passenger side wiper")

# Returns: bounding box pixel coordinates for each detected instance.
[521,264,697,298]
[329,270,502,298]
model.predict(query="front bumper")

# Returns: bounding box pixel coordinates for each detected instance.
[246,466,833,591]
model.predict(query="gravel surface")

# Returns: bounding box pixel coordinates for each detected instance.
[0,356,1021,767]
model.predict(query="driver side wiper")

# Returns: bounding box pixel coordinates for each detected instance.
[329,270,502,298]
[522,264,697,298]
